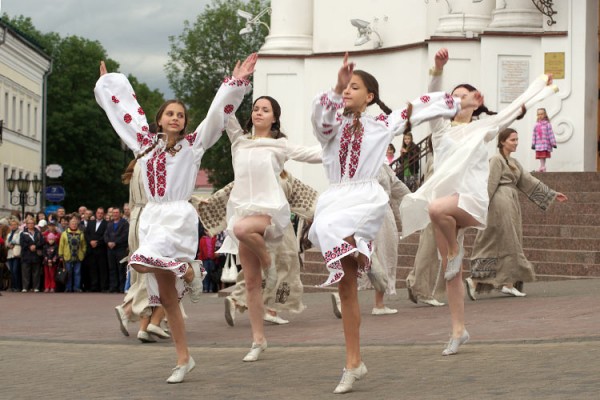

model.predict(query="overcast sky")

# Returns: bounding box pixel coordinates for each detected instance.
[1,0,214,98]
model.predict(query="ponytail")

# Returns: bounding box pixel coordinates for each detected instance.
[375,98,392,115]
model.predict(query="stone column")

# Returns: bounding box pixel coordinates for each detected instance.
[259,0,313,55]
[434,0,495,37]
[487,0,544,31]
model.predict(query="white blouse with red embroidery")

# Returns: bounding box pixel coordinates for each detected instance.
[309,89,460,287]
[95,73,251,203]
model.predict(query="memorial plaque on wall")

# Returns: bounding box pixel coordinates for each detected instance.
[499,58,529,103]
[544,52,565,79]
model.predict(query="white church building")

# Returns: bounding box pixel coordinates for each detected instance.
[251,0,599,192]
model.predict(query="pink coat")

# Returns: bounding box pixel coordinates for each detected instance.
[532,119,556,152]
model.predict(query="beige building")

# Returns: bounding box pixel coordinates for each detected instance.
[251,0,599,192]
[0,20,51,215]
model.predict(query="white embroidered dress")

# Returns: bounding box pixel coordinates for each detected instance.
[219,117,321,254]
[95,73,250,304]
[400,74,558,238]
[309,90,461,286]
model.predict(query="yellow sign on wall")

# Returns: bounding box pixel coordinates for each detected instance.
[544,52,565,79]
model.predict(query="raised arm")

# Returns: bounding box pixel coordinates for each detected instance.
[285,142,322,164]
[428,48,451,137]
[94,61,151,155]
[311,53,353,145]
[187,54,257,164]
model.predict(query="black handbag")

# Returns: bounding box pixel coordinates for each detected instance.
[55,267,68,285]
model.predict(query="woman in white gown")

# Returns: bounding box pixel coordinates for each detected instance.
[400,48,558,356]
[218,89,322,363]
[95,54,256,383]
[309,53,481,394]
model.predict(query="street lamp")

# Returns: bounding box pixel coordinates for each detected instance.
[6,171,43,219]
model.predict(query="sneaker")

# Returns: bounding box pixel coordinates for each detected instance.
[160,319,170,334]
[465,277,477,301]
[242,341,267,362]
[442,330,470,356]
[331,293,342,319]
[137,330,157,343]
[263,313,289,325]
[224,296,236,327]
[333,362,368,394]
[371,306,398,315]
[420,298,445,307]
[114,305,129,337]
[166,356,195,384]
[501,286,526,297]
[33,289,40,293]
[147,323,170,339]
[21,289,27,293]
[185,261,203,303]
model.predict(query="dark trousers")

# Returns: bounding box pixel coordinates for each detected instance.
[107,247,128,292]
[88,247,108,291]
[21,262,41,291]
[7,258,22,291]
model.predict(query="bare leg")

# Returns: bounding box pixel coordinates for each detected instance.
[238,241,265,344]
[155,271,189,366]
[374,290,385,309]
[539,158,546,172]
[150,306,166,326]
[429,195,479,339]
[338,254,361,369]
[139,316,150,332]
[233,215,272,268]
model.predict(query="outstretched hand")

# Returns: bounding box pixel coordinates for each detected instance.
[434,48,449,70]
[232,53,258,80]
[546,73,553,86]
[99,61,108,76]
[334,52,355,95]
[460,90,484,111]
[556,192,568,202]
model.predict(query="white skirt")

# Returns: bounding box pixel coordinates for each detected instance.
[128,200,198,305]
[309,179,388,286]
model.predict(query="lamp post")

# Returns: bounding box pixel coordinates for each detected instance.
[6,171,43,219]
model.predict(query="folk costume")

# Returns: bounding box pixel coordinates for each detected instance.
[95,73,250,304]
[469,154,557,290]
[400,73,558,239]
[309,90,461,287]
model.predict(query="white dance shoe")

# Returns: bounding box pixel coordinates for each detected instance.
[333,362,368,394]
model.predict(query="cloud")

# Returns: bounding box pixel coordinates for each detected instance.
[2,0,212,98]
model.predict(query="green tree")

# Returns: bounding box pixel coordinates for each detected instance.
[2,14,165,212]
[166,0,270,189]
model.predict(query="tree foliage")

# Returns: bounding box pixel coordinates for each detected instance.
[166,0,270,189]
[2,14,165,212]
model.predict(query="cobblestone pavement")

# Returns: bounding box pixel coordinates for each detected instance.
[1,279,598,399]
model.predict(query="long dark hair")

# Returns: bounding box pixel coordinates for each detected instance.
[244,96,286,139]
[497,127,518,171]
[121,100,189,184]
[451,83,497,119]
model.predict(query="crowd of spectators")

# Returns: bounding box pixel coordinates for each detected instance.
[0,205,132,293]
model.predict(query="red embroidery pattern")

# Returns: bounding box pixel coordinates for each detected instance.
[136,132,143,145]
[124,113,132,124]
[130,253,184,269]
[149,294,161,305]
[401,108,408,120]
[444,93,455,109]
[420,95,431,103]
[319,93,344,111]
[111,96,120,104]
[322,123,333,135]
[138,107,145,115]
[223,76,250,87]
[224,104,234,114]
[375,114,389,127]
[348,125,364,178]
[185,132,197,146]
[324,242,355,265]
[155,152,167,197]
[146,152,156,197]
[132,93,137,99]
[339,124,352,177]
[335,112,343,123]
[142,125,149,132]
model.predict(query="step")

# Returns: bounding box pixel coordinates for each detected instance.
[521,213,600,226]
[522,237,600,251]
[520,202,600,215]
[522,224,600,238]
[532,262,600,277]
[529,172,600,185]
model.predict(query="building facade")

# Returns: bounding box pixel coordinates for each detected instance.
[253,0,598,192]
[0,20,52,216]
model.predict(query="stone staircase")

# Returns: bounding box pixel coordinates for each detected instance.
[301,172,600,292]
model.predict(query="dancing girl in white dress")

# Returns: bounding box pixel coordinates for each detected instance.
[95,54,256,383]
[309,53,482,394]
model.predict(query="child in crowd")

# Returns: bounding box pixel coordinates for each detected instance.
[43,232,60,293]
[532,107,557,172]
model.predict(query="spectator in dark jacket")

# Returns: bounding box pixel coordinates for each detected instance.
[104,207,129,293]
[20,218,44,292]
